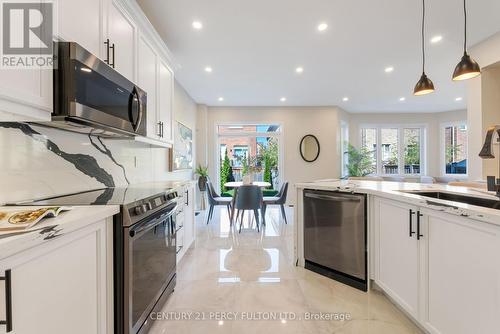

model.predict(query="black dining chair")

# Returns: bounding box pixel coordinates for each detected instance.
[234,185,263,233]
[206,180,233,224]
[262,182,289,224]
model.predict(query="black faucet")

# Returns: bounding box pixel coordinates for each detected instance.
[479,125,500,196]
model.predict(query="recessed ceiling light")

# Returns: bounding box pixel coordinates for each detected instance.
[455,97,463,101]
[218,321,224,326]
[385,66,394,73]
[430,35,443,43]
[399,97,406,101]
[317,23,328,32]
[204,66,212,73]
[295,67,304,74]
[342,97,349,102]
[218,97,224,102]
[281,319,287,324]
[280,97,287,102]
[192,21,203,30]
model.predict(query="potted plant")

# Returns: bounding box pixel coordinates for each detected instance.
[195,165,209,191]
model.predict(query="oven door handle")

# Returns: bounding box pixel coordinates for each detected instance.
[129,204,177,237]
[128,86,144,132]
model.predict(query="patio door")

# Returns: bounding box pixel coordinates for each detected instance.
[216,124,282,194]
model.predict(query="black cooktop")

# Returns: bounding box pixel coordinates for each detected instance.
[14,185,175,206]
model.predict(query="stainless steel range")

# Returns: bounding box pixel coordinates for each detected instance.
[14,186,179,334]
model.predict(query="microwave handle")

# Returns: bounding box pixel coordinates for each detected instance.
[128,86,143,132]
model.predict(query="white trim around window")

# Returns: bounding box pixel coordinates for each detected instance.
[359,124,428,176]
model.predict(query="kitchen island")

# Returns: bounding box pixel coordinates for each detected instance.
[294,179,500,334]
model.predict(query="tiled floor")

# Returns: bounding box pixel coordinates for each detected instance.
[149,206,423,334]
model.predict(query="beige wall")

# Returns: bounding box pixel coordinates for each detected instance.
[468,31,500,180]
[348,110,467,177]
[204,106,346,204]
[480,64,500,178]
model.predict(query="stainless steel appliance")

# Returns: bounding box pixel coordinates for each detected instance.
[50,42,147,137]
[13,185,179,334]
[303,189,367,291]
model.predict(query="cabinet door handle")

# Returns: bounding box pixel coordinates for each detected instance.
[0,269,12,332]
[185,190,189,206]
[110,43,115,68]
[409,209,416,237]
[157,121,162,137]
[161,122,164,138]
[104,39,110,64]
[417,211,424,240]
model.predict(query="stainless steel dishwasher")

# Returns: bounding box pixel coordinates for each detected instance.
[303,189,367,291]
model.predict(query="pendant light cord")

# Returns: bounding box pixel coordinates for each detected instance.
[421,0,425,73]
[463,0,467,52]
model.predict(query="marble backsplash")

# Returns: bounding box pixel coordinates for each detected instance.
[0,122,193,204]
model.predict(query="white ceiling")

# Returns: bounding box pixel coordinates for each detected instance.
[137,0,500,113]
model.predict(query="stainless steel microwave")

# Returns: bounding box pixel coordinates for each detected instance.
[52,42,147,137]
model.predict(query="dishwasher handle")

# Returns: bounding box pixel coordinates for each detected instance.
[304,192,362,202]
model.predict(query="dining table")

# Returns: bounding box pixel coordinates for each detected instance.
[224,181,271,223]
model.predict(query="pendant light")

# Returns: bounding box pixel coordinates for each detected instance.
[452,0,480,81]
[414,0,434,96]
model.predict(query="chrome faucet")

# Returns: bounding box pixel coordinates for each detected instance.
[479,125,500,195]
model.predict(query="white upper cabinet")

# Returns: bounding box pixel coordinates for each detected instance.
[0,67,52,121]
[57,0,104,57]
[105,0,137,82]
[376,199,420,319]
[0,0,175,136]
[138,35,158,140]
[157,59,174,143]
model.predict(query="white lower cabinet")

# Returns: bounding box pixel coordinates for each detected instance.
[421,209,500,334]
[0,219,113,334]
[184,183,195,249]
[376,199,420,318]
[175,183,196,263]
[374,197,500,334]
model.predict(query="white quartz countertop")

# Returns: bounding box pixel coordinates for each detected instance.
[295,180,500,225]
[0,205,119,260]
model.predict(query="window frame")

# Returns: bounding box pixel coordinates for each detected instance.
[359,124,427,176]
[340,120,349,178]
[440,121,468,177]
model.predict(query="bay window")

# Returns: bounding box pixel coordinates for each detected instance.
[360,126,425,175]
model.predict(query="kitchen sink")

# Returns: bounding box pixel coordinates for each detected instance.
[399,190,500,210]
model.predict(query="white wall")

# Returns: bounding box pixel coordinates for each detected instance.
[348,110,467,177]
[205,106,346,205]
[468,31,500,180]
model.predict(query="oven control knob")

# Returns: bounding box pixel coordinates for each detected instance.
[134,205,145,215]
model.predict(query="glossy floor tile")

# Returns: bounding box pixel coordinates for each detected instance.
[149,206,423,334]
